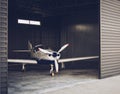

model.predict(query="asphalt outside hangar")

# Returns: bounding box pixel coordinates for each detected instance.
[3,0,119,94]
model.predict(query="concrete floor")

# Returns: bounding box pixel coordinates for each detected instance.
[8,69,98,94]
[43,75,120,94]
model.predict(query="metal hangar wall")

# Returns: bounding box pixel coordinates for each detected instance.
[0,0,8,94]
[100,0,120,78]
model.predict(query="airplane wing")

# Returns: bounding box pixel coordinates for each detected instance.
[58,56,99,63]
[8,59,37,64]
[8,56,99,64]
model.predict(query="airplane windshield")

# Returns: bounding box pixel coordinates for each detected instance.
[33,44,50,52]
[33,45,44,52]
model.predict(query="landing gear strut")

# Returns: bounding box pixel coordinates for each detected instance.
[50,64,54,76]
[61,62,65,69]
[22,64,26,72]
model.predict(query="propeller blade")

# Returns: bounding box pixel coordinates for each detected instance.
[38,48,52,54]
[58,44,69,53]
[54,59,59,73]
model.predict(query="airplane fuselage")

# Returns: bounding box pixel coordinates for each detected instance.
[31,49,61,61]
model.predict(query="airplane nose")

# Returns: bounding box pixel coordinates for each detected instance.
[48,52,60,60]
[52,52,58,57]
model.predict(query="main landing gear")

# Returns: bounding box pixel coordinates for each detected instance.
[50,64,55,76]
[22,64,26,72]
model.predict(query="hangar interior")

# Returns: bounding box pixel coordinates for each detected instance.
[7,0,100,93]
[8,0,99,74]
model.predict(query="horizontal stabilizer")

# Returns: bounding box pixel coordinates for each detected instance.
[13,50,31,52]
[58,56,99,63]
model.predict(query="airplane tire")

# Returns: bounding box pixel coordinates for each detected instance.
[51,72,55,77]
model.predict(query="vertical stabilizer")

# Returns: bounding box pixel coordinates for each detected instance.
[28,41,32,50]
[28,41,34,57]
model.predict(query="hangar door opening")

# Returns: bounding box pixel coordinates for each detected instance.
[8,0,100,93]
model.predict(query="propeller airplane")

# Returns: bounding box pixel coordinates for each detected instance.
[8,41,99,76]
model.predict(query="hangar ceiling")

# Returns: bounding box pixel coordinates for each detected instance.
[14,0,99,17]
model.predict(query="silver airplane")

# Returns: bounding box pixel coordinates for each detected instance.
[8,41,99,76]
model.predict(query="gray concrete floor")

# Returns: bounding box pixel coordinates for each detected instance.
[43,75,120,94]
[8,69,98,94]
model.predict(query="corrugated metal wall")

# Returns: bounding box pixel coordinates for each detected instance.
[60,6,99,69]
[0,0,8,93]
[100,0,120,78]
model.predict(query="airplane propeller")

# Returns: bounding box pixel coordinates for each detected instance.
[54,59,59,73]
[38,44,69,73]
[58,44,69,53]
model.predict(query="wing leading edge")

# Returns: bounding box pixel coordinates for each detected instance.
[8,59,37,64]
[58,56,99,63]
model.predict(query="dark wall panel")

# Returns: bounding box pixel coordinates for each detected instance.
[0,0,8,94]
[60,6,99,69]
[100,0,120,78]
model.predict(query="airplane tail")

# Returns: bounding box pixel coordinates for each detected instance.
[28,41,33,50]
[28,41,35,58]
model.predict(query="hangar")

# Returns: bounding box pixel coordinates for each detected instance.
[0,0,120,93]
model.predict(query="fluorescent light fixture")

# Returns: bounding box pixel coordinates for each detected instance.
[18,19,29,24]
[18,19,41,26]
[30,20,40,25]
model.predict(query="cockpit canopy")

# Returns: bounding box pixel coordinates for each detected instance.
[33,44,49,52]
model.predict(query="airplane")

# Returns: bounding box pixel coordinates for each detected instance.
[8,41,99,76]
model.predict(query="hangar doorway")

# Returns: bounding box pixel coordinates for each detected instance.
[8,0,100,93]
